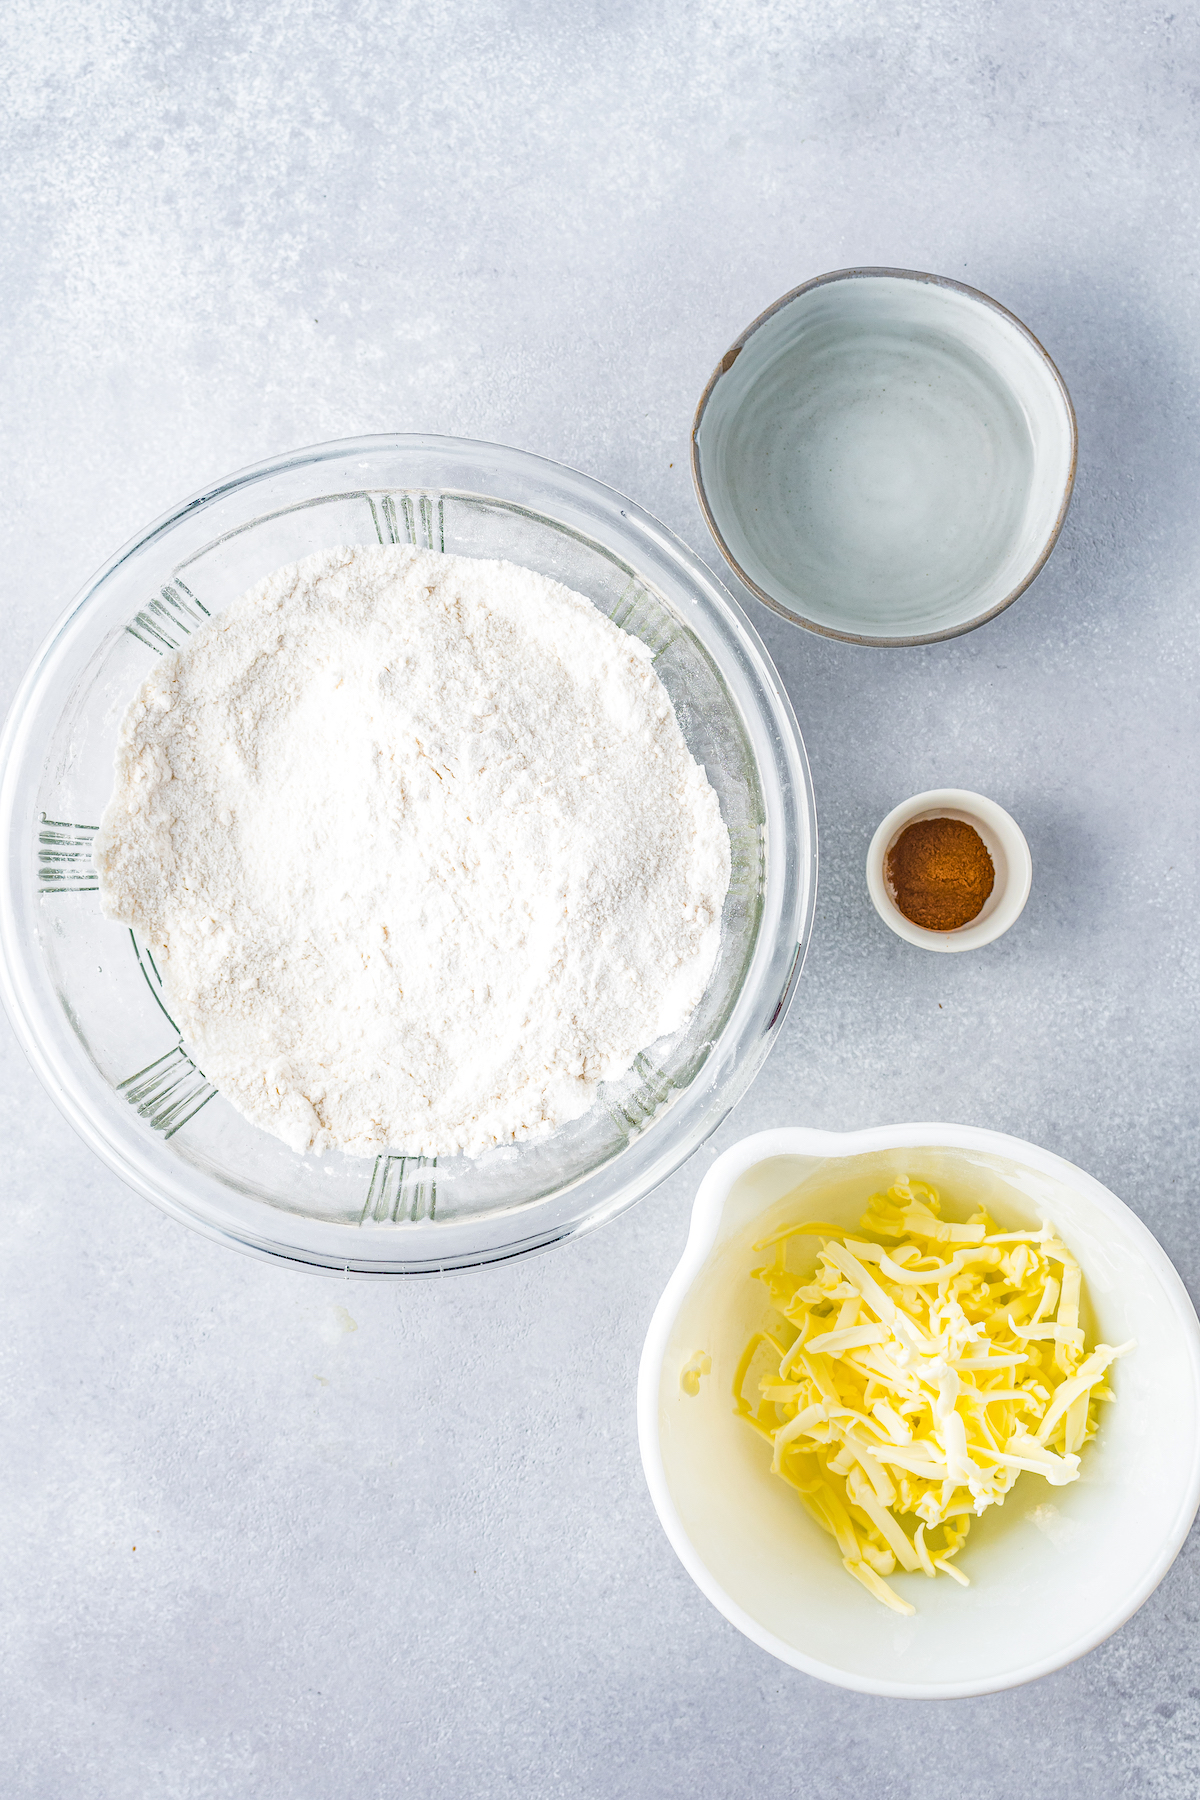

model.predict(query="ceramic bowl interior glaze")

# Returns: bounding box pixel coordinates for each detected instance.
[693,270,1077,645]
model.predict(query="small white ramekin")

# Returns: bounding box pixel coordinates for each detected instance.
[866,787,1032,952]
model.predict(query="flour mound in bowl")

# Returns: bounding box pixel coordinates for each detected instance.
[97,544,732,1158]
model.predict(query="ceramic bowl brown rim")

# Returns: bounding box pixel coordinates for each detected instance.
[690,267,1079,648]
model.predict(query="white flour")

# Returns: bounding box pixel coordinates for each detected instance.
[97,544,731,1157]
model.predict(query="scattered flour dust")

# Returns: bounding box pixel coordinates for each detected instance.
[97,544,731,1158]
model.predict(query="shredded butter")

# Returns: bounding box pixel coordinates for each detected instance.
[734,1182,1134,1614]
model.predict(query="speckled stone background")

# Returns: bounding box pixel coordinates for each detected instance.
[3,2,1200,1794]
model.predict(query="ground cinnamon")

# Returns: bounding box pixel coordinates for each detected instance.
[885,817,995,931]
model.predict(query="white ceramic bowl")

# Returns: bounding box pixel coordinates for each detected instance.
[692,269,1077,645]
[638,1126,1200,1698]
[866,788,1032,952]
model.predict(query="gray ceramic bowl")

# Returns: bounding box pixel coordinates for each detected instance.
[692,269,1077,646]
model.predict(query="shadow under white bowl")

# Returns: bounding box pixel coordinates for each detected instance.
[692,269,1077,645]
[638,1125,1200,1698]
[866,788,1032,952]
[0,436,816,1276]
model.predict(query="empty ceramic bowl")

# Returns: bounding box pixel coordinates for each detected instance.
[638,1126,1200,1697]
[692,269,1077,645]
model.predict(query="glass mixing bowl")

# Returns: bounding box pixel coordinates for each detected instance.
[0,436,816,1275]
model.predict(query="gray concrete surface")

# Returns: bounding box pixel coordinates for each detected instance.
[3,1,1200,1794]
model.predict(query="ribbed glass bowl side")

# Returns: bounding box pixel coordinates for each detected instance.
[0,436,817,1275]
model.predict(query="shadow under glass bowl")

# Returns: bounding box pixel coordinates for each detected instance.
[0,435,817,1276]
